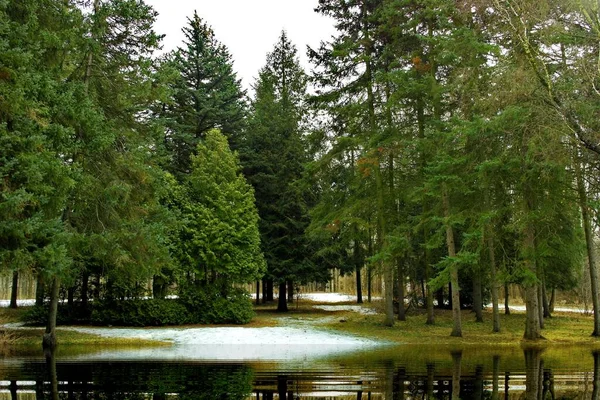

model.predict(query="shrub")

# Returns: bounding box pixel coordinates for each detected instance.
[179,286,254,325]
[22,287,254,327]
[22,303,91,326]
[91,299,191,326]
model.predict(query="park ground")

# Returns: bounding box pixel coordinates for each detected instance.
[2,293,600,354]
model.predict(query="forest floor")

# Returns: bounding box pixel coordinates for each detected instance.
[2,293,600,357]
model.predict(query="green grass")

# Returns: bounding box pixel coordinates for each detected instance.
[0,307,169,352]
[315,305,600,348]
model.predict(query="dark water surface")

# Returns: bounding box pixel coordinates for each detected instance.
[1,345,598,399]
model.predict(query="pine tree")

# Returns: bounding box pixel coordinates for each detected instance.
[160,11,246,175]
[240,32,315,312]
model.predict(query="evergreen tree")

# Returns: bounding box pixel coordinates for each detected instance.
[160,11,246,175]
[240,32,316,312]
[177,129,265,287]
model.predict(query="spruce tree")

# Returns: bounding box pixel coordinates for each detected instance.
[240,32,314,312]
[160,11,246,175]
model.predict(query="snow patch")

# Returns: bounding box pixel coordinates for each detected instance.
[61,325,382,361]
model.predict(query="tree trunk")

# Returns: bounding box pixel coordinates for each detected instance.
[255,280,260,306]
[576,158,600,336]
[354,236,363,304]
[549,288,555,313]
[81,272,89,309]
[267,279,274,301]
[367,231,373,303]
[488,227,500,332]
[152,275,166,300]
[537,284,544,329]
[384,262,394,327]
[472,266,483,323]
[436,288,444,309]
[277,282,288,312]
[36,273,45,306]
[287,280,293,303]
[504,283,510,315]
[443,185,462,337]
[523,223,542,340]
[367,264,372,303]
[43,276,60,350]
[425,255,435,325]
[542,279,551,319]
[9,271,18,309]
[397,259,406,321]
[67,286,74,307]
[356,264,363,304]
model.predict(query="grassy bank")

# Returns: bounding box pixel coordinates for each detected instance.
[0,307,169,351]
[254,299,600,348]
[326,306,600,347]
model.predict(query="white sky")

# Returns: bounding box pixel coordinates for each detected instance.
[145,0,337,92]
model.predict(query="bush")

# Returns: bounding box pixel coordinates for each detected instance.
[179,286,254,325]
[91,299,191,326]
[22,287,255,327]
[22,303,92,326]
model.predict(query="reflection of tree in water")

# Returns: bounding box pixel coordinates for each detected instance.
[5,350,600,399]
[20,360,254,399]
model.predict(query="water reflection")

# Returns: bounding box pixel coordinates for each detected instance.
[1,347,598,399]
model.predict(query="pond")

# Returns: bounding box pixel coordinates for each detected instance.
[1,345,598,399]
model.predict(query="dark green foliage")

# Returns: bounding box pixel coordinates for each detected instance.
[240,32,322,298]
[90,299,191,326]
[159,11,246,175]
[24,287,254,326]
[179,286,255,325]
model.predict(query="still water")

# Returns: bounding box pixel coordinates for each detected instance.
[1,345,598,399]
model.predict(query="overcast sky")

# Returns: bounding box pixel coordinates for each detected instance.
[144,0,337,92]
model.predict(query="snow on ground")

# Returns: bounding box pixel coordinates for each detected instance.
[0,299,35,307]
[58,325,383,361]
[299,293,382,303]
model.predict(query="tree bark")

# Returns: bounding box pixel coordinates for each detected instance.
[42,276,60,350]
[277,282,288,312]
[9,271,18,309]
[81,272,89,309]
[537,284,544,329]
[523,222,542,340]
[397,259,406,321]
[443,184,462,337]
[488,227,500,332]
[542,279,551,319]
[549,288,555,313]
[472,266,483,323]
[576,157,600,336]
[287,280,293,303]
[35,273,45,306]
[425,254,435,325]
[354,236,363,304]
[266,279,274,301]
[504,283,510,315]
[255,280,260,306]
